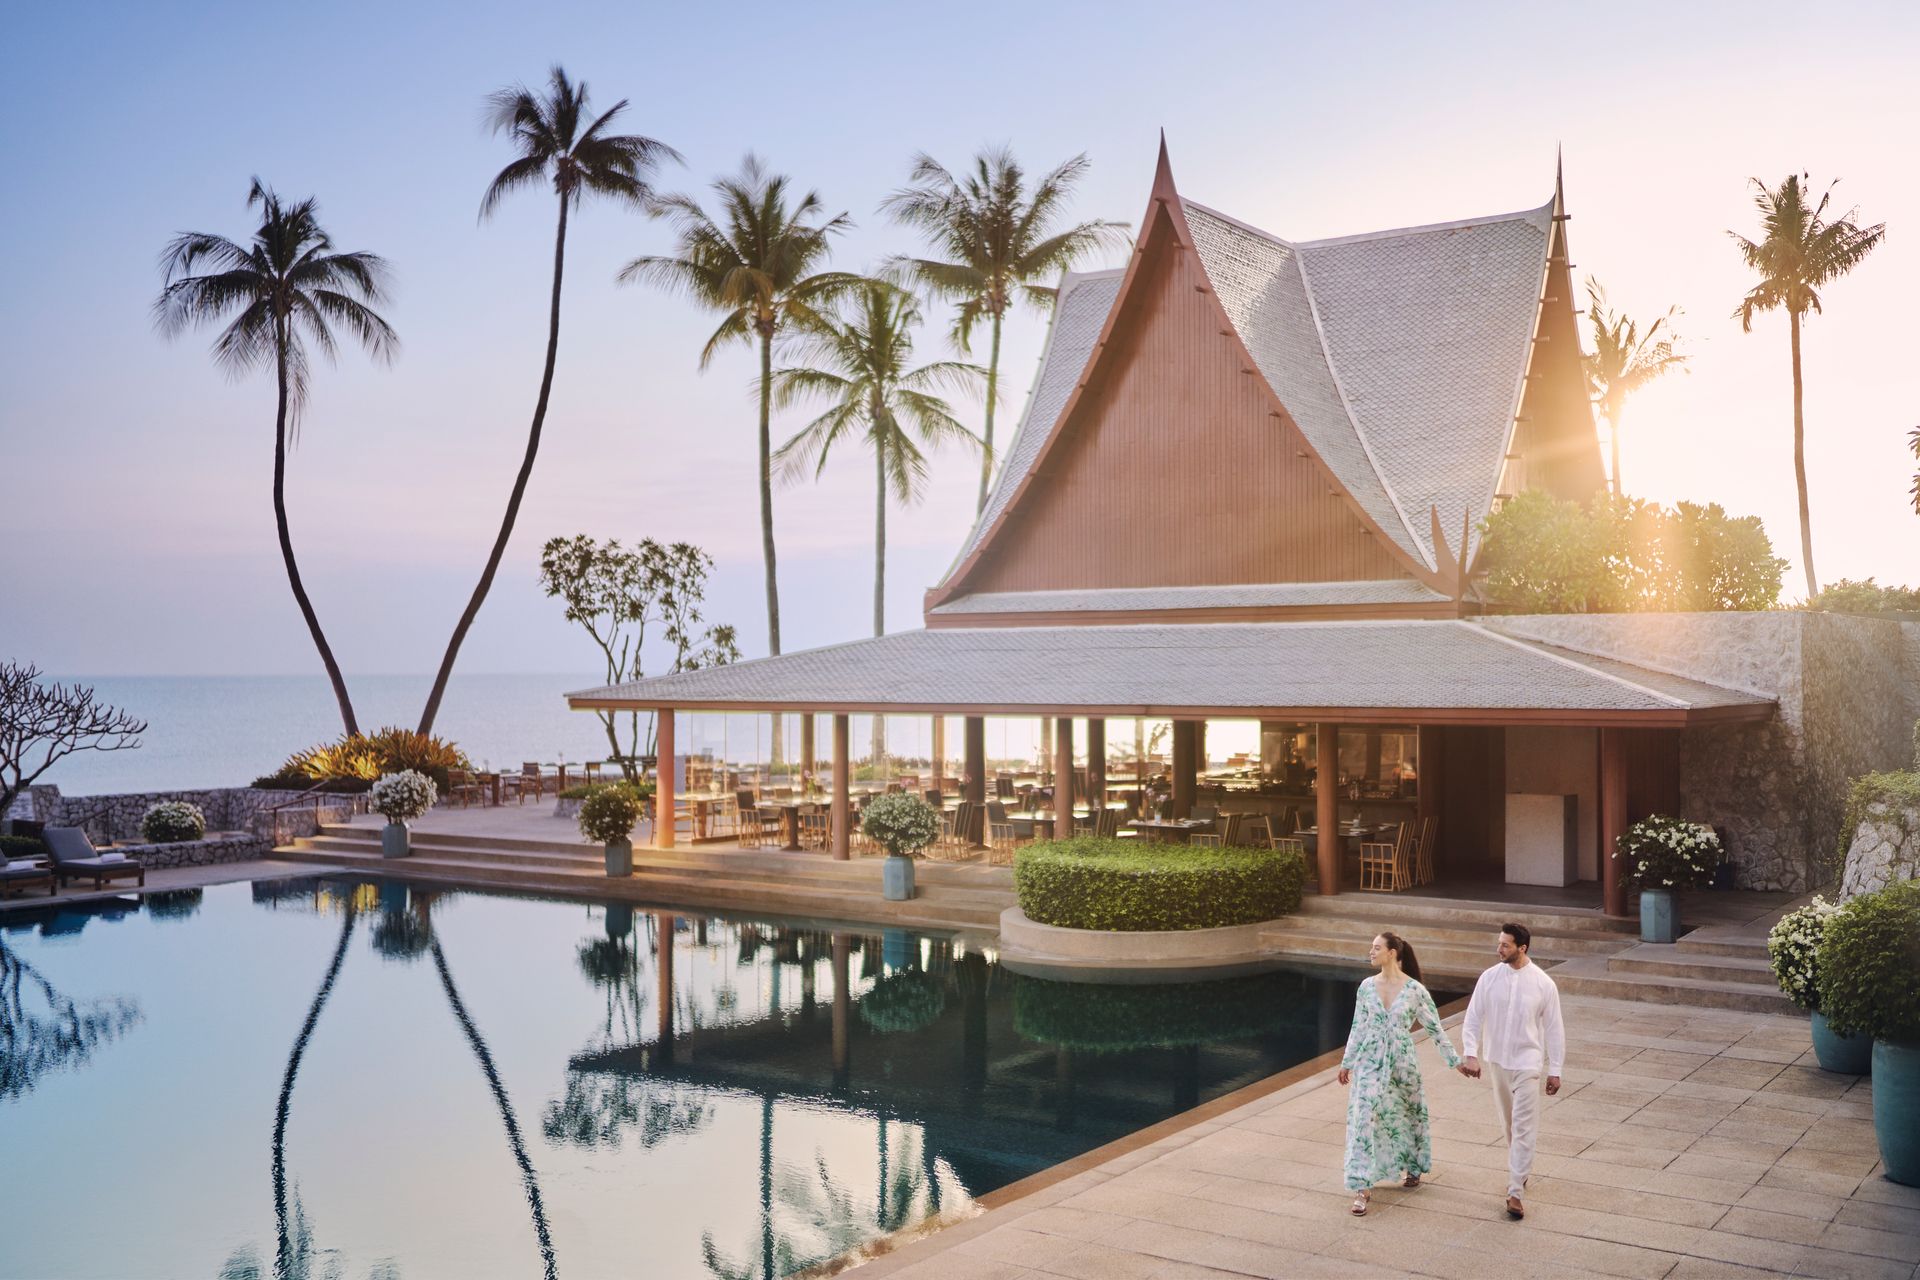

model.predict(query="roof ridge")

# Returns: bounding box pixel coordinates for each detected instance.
[1464,623,1691,709]
[1474,622,1775,702]
[1181,195,1557,252]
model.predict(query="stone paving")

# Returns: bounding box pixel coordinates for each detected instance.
[855,996,1918,1280]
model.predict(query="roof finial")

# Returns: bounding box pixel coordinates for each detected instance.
[1152,129,1176,198]
[1554,144,1566,216]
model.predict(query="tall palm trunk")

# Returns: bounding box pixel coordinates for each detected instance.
[419,194,570,735]
[1789,310,1817,599]
[1608,399,1623,497]
[273,330,360,735]
[976,311,1002,512]
[758,330,784,764]
[871,443,887,768]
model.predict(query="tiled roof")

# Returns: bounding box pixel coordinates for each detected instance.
[930,580,1446,616]
[569,621,1772,718]
[947,270,1122,572]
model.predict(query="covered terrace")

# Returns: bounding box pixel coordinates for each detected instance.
[568,619,1774,918]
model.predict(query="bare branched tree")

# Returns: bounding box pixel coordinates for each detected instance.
[0,664,147,819]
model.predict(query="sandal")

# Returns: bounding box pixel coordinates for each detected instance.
[1350,1191,1370,1216]
[1403,1174,1421,1189]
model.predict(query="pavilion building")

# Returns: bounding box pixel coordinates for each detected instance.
[573,142,1917,915]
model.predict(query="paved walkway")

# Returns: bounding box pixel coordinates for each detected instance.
[853,996,1917,1280]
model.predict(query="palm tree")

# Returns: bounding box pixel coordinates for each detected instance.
[416,66,679,736]
[1582,276,1687,497]
[1730,173,1884,599]
[881,147,1127,512]
[154,182,397,735]
[773,281,981,640]
[621,155,858,675]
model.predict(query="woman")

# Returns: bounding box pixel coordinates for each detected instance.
[1337,930,1459,1215]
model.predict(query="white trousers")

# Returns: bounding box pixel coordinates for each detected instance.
[1487,1063,1541,1199]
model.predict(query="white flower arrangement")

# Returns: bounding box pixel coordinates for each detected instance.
[1611,814,1722,890]
[140,800,206,844]
[860,793,942,857]
[1766,895,1837,1011]
[371,770,438,824]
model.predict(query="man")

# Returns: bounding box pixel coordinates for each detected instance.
[1458,922,1565,1220]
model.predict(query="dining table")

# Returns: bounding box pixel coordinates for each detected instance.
[1126,817,1216,843]
[1298,825,1385,857]
[770,801,807,852]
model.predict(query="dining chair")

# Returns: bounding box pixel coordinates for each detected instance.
[1358,823,1412,892]
[1415,815,1438,886]
[800,811,830,850]
[1218,812,1245,846]
[520,763,546,801]
[1240,816,1272,848]
[1189,833,1225,849]
[583,761,603,784]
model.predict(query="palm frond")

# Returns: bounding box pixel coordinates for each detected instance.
[480,154,551,221]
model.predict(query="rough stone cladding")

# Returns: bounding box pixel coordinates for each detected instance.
[1482,613,1917,892]
[15,785,348,844]
[1842,807,1920,899]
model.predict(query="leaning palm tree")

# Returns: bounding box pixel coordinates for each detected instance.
[416,66,679,736]
[621,155,858,675]
[1582,276,1687,497]
[1730,174,1884,599]
[154,182,397,735]
[881,147,1127,512]
[773,281,981,638]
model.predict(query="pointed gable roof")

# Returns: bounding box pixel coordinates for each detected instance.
[934,141,1569,611]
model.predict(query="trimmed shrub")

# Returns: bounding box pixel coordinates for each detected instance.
[1817,879,1920,1047]
[140,801,206,844]
[857,970,947,1034]
[1014,836,1304,932]
[860,793,941,857]
[0,834,48,861]
[578,783,644,845]
[1013,971,1289,1052]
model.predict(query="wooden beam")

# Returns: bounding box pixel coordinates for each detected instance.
[1316,723,1340,895]
[799,715,815,787]
[654,708,675,850]
[931,716,946,792]
[1172,721,1197,818]
[832,714,851,860]
[1086,718,1107,805]
[965,716,987,847]
[1054,717,1075,834]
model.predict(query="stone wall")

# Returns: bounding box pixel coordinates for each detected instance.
[8,784,359,845]
[1480,612,1916,893]
[106,832,273,869]
[1840,805,1920,898]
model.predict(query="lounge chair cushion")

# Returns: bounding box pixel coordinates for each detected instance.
[5,859,47,871]
[3,862,50,876]
[42,827,98,864]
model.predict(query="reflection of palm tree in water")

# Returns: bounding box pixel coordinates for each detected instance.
[272,904,359,1279]
[0,935,141,1101]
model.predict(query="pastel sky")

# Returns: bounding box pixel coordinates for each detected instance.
[4,0,1916,678]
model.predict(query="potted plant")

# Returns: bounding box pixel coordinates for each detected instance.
[1767,896,1868,1074]
[578,782,643,876]
[1817,879,1920,1186]
[370,770,437,858]
[1610,814,1720,942]
[860,793,941,901]
[140,800,206,844]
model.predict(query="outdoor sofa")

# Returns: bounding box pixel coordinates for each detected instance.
[41,827,146,889]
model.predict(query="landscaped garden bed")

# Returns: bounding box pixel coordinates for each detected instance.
[1014,836,1304,932]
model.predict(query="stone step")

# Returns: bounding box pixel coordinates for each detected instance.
[1673,926,1773,960]
[1547,954,1798,1014]
[1262,915,1630,958]
[276,845,1008,931]
[1607,944,1779,987]
[1257,933,1495,982]
[1297,894,1636,937]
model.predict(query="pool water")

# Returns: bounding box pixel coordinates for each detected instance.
[0,876,1421,1279]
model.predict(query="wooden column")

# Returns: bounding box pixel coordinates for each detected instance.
[831,714,851,860]
[1086,718,1106,804]
[655,708,676,850]
[1053,717,1075,832]
[1039,717,1054,783]
[1196,720,1208,775]
[800,715,815,786]
[1599,727,1629,917]
[931,716,946,792]
[1316,722,1340,894]
[964,716,987,847]
[1172,721,1197,818]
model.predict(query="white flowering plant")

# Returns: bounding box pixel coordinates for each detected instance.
[860,793,941,857]
[370,770,437,823]
[1611,814,1721,891]
[1766,895,1837,1011]
[140,800,206,843]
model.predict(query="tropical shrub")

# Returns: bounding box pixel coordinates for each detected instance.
[1809,578,1920,615]
[0,834,48,861]
[1611,815,1721,890]
[578,782,644,845]
[860,793,941,857]
[857,969,947,1034]
[369,771,437,824]
[1817,879,1920,1046]
[1013,971,1287,1052]
[272,727,472,792]
[1766,895,1838,1011]
[140,801,206,844]
[1014,837,1304,932]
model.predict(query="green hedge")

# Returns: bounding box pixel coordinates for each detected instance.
[1,834,48,860]
[1818,879,1920,1046]
[1013,836,1304,932]
[1013,971,1289,1052]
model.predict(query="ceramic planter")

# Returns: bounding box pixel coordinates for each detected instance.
[1638,887,1679,943]
[380,821,410,859]
[604,837,633,877]
[1810,1009,1873,1075]
[882,854,916,901]
[1873,1040,1920,1186]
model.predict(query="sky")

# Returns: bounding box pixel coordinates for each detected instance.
[3,0,1917,680]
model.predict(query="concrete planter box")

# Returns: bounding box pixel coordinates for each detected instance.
[996,906,1283,983]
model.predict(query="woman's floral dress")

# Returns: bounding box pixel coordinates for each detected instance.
[1341,975,1459,1191]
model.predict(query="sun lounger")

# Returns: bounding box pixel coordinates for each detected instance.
[41,827,147,889]
[1,855,55,898]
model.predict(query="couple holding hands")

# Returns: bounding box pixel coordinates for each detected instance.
[1337,922,1566,1220]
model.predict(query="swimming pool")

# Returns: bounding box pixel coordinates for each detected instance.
[0,875,1404,1279]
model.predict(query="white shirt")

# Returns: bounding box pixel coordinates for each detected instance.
[1461,959,1565,1075]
